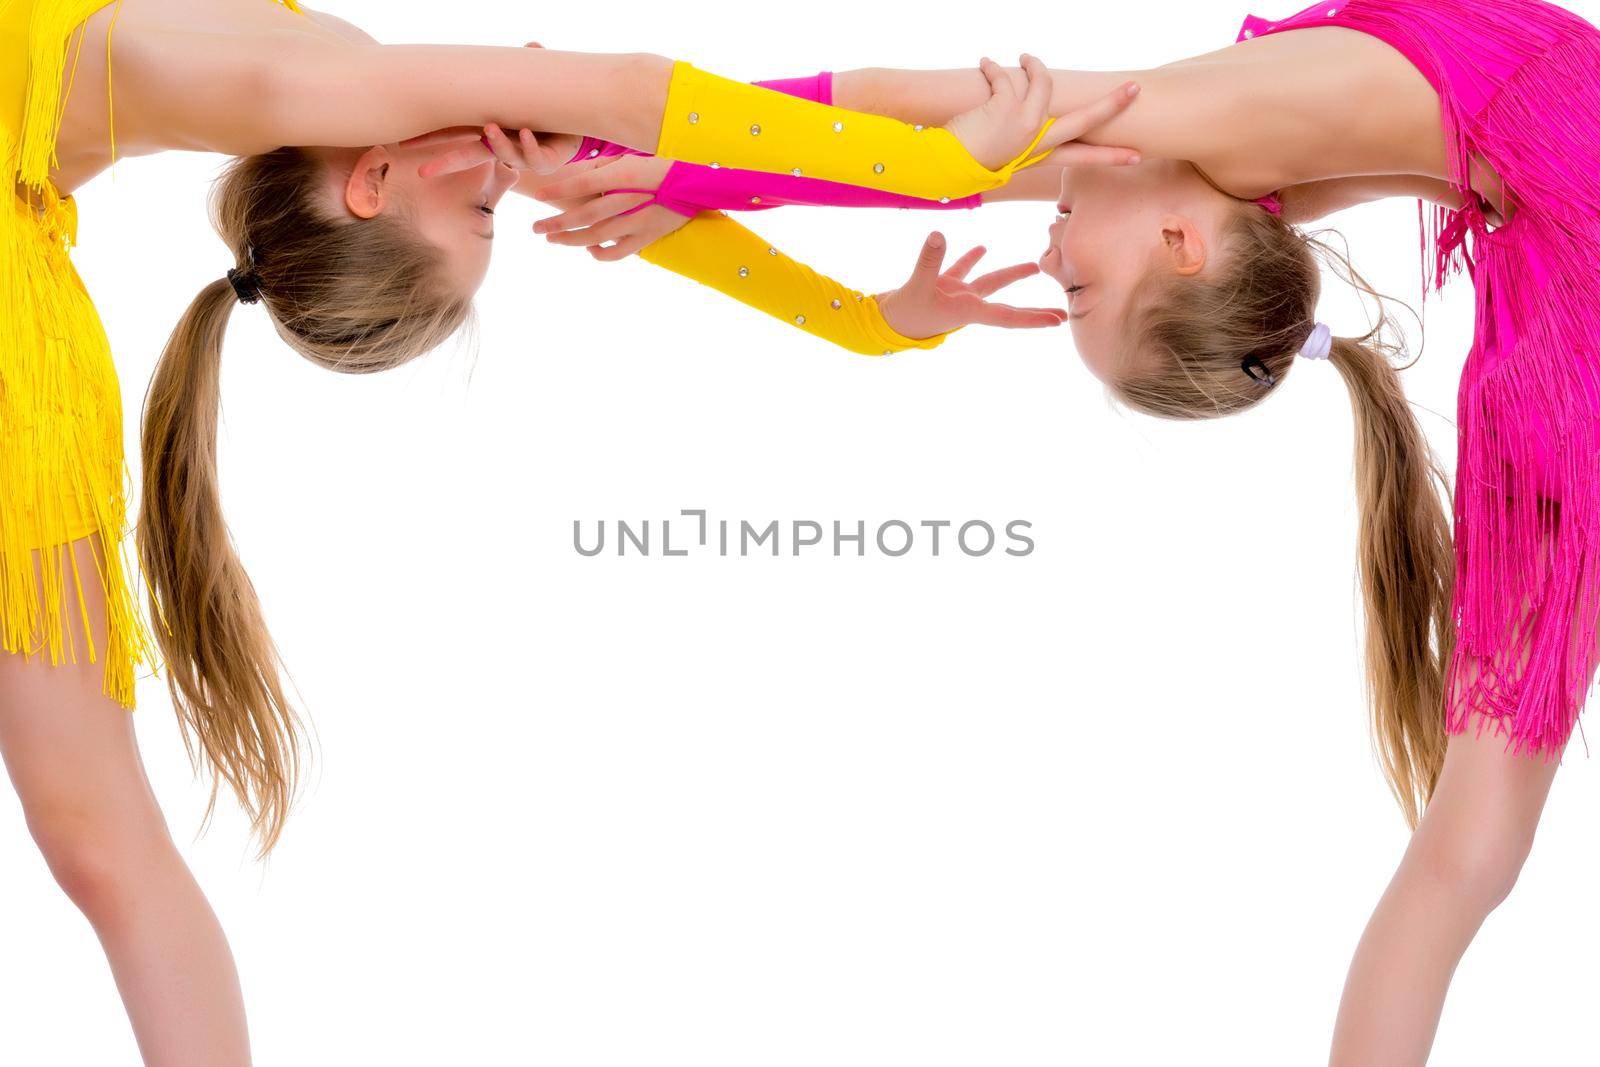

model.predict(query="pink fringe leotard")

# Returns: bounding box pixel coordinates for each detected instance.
[1244,0,1600,757]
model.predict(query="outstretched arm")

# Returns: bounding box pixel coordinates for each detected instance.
[506,65,1134,228]
[172,38,674,155]
[832,62,1250,169]
[137,34,1076,201]
[637,212,1065,356]
[835,65,1138,140]
[113,29,662,154]
[831,33,1451,196]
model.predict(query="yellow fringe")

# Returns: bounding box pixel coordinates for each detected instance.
[2,0,159,708]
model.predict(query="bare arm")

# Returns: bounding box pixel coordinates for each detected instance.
[118,31,673,156]
[265,44,674,150]
[834,66,1133,129]
[1277,174,1468,222]
[833,30,1447,195]
[975,166,1475,216]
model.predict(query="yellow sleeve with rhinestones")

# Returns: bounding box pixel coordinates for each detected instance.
[638,211,954,356]
[655,61,1057,202]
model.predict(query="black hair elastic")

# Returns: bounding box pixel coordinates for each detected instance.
[1240,354,1276,388]
[227,266,262,305]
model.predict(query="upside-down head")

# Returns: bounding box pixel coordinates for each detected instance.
[1040,158,1320,411]
[140,141,517,855]
[1040,158,1458,830]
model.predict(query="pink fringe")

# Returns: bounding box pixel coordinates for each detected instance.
[1359,0,1600,759]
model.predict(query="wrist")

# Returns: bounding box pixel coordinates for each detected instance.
[874,289,948,345]
[874,287,903,330]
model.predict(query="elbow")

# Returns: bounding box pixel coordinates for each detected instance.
[621,50,673,82]
[607,52,674,152]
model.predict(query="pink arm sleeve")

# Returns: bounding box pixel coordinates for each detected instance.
[564,72,981,215]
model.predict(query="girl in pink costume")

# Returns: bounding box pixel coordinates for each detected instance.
[521,0,1600,1059]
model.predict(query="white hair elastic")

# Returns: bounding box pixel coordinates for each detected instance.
[1298,322,1333,360]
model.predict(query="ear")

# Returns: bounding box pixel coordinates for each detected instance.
[1158,213,1208,276]
[344,145,394,220]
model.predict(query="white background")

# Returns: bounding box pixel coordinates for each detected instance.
[5,0,1600,1063]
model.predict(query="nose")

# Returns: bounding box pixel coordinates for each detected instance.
[485,161,520,206]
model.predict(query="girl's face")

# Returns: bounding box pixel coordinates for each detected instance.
[327,142,521,296]
[405,150,520,296]
[1038,161,1237,382]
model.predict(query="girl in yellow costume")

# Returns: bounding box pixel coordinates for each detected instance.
[2,0,1135,1059]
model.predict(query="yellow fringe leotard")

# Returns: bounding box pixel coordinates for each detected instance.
[1,0,295,709]
[1,0,159,709]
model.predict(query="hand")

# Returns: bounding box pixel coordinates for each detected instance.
[527,154,689,259]
[530,154,674,232]
[400,122,572,180]
[945,55,1142,170]
[544,201,691,262]
[876,232,1068,339]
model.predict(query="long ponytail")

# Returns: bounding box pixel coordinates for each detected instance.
[1115,204,1455,828]
[1329,329,1455,828]
[140,277,304,856]
[139,147,473,856]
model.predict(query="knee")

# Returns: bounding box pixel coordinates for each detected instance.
[25,802,170,925]
[1413,824,1532,913]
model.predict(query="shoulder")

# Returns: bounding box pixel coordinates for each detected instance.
[1158,27,1446,191]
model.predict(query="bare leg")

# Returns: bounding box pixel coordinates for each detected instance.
[0,533,251,1067]
[1327,714,1560,1065]
[1330,535,1586,1065]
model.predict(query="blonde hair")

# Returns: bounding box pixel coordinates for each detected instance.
[1114,203,1456,829]
[139,147,474,856]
